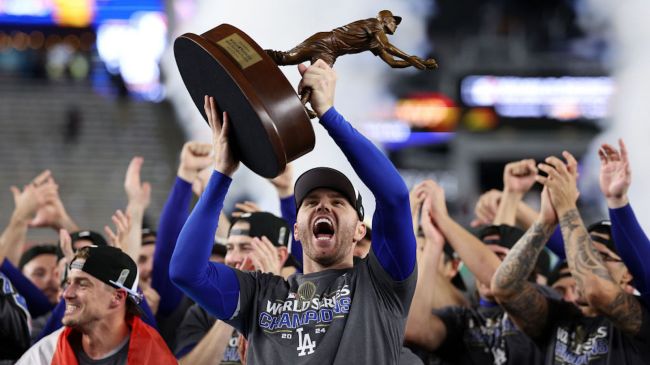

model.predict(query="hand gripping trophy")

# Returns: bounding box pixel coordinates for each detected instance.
[174,10,437,177]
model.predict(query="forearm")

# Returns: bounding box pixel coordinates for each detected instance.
[179,321,233,365]
[320,108,416,280]
[436,215,501,285]
[407,246,464,335]
[493,191,522,226]
[170,171,240,320]
[152,177,193,316]
[491,219,554,337]
[609,204,650,298]
[560,207,643,333]
[124,203,145,261]
[55,214,79,232]
[492,219,555,296]
[0,215,30,266]
[516,200,539,229]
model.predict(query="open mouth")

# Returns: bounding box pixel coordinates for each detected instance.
[65,304,80,315]
[313,217,335,241]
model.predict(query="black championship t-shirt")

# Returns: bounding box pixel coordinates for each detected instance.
[539,296,650,365]
[176,303,241,364]
[433,304,546,365]
[226,252,417,365]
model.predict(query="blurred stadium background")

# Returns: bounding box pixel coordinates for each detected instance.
[1,0,648,245]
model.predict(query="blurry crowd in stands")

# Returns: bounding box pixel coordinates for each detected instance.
[1,131,648,365]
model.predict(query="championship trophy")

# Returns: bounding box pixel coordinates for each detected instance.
[174,10,436,178]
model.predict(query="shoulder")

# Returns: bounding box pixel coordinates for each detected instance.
[16,327,64,364]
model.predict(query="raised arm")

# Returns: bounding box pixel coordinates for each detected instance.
[491,186,557,338]
[422,180,501,287]
[170,96,241,320]
[542,152,643,335]
[599,139,650,305]
[494,159,537,226]
[298,60,415,281]
[153,141,212,317]
[405,193,467,350]
[270,165,304,267]
[123,156,151,261]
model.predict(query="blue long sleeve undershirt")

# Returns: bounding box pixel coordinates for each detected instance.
[170,172,240,320]
[152,177,193,317]
[319,108,416,281]
[280,196,303,266]
[609,203,650,306]
[0,259,53,317]
[546,227,566,260]
[170,108,416,320]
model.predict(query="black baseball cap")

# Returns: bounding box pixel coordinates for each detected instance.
[70,230,108,249]
[141,228,157,246]
[70,246,143,307]
[294,167,364,220]
[19,245,62,270]
[229,212,291,248]
[548,261,571,286]
[587,220,617,255]
[477,224,525,250]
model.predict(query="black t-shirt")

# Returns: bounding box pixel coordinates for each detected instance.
[0,272,31,361]
[175,303,241,364]
[156,295,194,351]
[539,296,650,365]
[434,304,546,365]
[227,251,417,365]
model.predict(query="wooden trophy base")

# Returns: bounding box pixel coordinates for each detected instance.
[174,24,315,178]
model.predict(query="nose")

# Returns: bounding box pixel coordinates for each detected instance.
[565,286,579,303]
[225,250,243,268]
[63,283,75,300]
[315,201,331,212]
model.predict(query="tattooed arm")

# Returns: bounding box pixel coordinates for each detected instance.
[540,153,643,336]
[559,208,642,334]
[491,187,557,338]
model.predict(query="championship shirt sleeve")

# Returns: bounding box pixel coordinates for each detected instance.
[319,108,416,281]
[170,170,240,320]
[280,196,303,267]
[174,304,217,358]
[0,272,31,358]
[152,177,193,317]
[0,258,54,317]
[609,203,650,306]
[431,306,467,353]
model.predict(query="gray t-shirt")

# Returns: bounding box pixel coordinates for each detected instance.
[175,303,241,364]
[70,332,129,365]
[227,252,417,364]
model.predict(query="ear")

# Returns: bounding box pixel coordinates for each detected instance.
[353,221,366,243]
[293,222,300,242]
[277,247,289,266]
[447,258,461,278]
[110,288,127,309]
[621,269,633,286]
